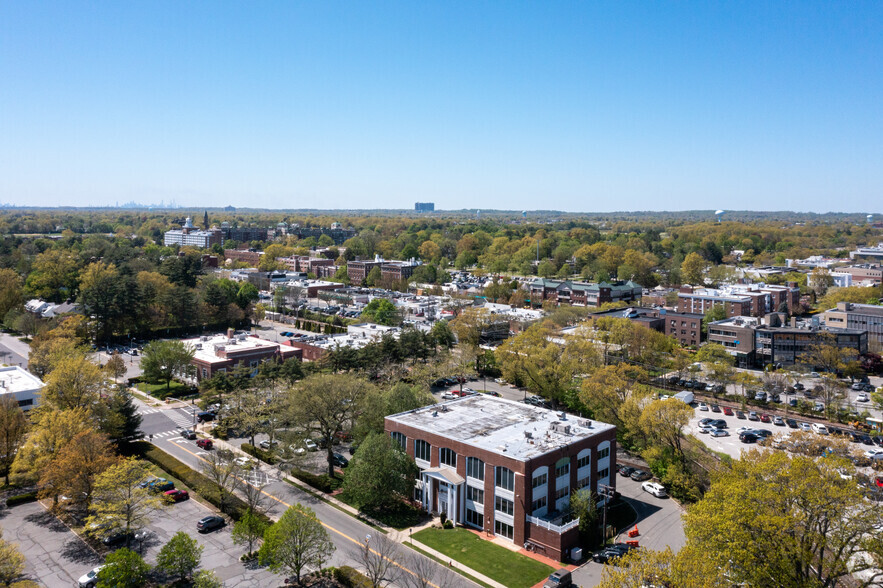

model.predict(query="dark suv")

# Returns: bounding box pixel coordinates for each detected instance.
[543,568,573,588]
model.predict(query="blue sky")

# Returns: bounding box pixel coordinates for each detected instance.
[1,2,881,212]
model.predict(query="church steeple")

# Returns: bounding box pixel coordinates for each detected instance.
[203,210,209,229]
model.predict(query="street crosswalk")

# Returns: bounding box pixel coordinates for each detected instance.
[140,407,200,439]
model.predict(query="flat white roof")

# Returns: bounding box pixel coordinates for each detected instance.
[0,366,45,394]
[183,333,284,364]
[386,396,614,462]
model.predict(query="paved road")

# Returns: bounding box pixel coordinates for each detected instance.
[0,332,30,367]
[131,396,474,588]
[570,476,686,587]
[0,500,102,588]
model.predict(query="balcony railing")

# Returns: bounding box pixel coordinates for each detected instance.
[526,515,580,533]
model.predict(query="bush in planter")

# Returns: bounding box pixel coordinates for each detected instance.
[6,491,38,506]
[443,519,454,529]
[439,511,447,525]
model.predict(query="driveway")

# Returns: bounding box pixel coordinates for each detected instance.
[571,476,686,588]
[0,501,101,588]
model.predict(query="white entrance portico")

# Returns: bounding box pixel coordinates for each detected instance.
[420,467,465,524]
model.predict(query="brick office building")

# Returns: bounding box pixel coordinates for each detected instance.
[529,279,642,307]
[678,283,800,318]
[184,330,301,382]
[385,396,616,561]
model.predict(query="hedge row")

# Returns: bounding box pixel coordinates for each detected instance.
[241,443,278,465]
[333,566,372,588]
[289,468,342,494]
[123,441,270,525]
[6,491,38,507]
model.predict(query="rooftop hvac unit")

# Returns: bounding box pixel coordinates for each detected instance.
[227,338,236,345]
[580,419,593,428]
[200,336,209,342]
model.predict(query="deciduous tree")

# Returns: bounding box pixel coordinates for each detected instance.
[141,340,195,392]
[258,504,335,586]
[341,432,418,512]
[232,509,269,558]
[0,527,26,587]
[156,531,204,583]
[0,396,28,485]
[42,353,108,410]
[86,458,164,542]
[11,408,92,484]
[638,399,693,457]
[680,252,707,286]
[96,548,150,588]
[39,430,118,514]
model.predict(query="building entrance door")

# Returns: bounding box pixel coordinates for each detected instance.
[438,482,448,516]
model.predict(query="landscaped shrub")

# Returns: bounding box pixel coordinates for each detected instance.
[241,443,278,465]
[289,468,342,494]
[333,566,372,588]
[443,519,454,529]
[6,491,38,507]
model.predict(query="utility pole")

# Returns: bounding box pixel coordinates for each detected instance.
[598,484,615,546]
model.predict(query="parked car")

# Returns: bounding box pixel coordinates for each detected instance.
[181,430,197,440]
[618,465,636,477]
[197,515,225,533]
[710,419,727,429]
[196,411,215,423]
[786,418,798,428]
[102,530,134,546]
[259,440,279,450]
[630,470,652,481]
[722,406,734,416]
[710,404,721,413]
[710,429,729,437]
[233,456,256,468]
[332,453,349,468]
[759,414,771,423]
[851,382,864,391]
[863,448,883,461]
[813,402,825,412]
[736,411,746,419]
[754,391,767,401]
[753,429,773,438]
[543,568,573,588]
[788,398,798,407]
[739,433,759,444]
[78,565,106,588]
[196,439,213,450]
[592,543,634,564]
[150,479,174,493]
[698,424,714,434]
[857,393,870,402]
[697,402,709,411]
[642,481,668,497]
[772,416,785,426]
[748,411,759,421]
[441,391,457,400]
[794,382,805,391]
[164,489,189,502]
[811,423,829,435]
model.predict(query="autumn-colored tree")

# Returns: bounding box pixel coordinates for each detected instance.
[0,396,28,485]
[638,398,693,457]
[42,353,109,410]
[11,408,92,484]
[680,252,707,286]
[579,364,650,445]
[0,527,27,587]
[0,268,24,322]
[86,458,165,541]
[39,430,118,514]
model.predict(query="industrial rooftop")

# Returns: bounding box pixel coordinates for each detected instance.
[0,366,45,394]
[386,395,614,461]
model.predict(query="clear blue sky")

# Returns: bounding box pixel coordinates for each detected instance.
[1,2,881,212]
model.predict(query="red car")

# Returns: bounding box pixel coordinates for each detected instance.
[722,407,734,416]
[759,414,771,423]
[164,489,189,502]
[876,476,883,488]
[196,439,213,450]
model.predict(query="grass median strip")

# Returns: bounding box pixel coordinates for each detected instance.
[412,527,554,588]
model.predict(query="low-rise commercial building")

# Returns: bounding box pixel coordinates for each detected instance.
[587,307,704,346]
[823,302,883,353]
[529,279,642,307]
[385,395,616,561]
[284,323,399,361]
[850,243,883,262]
[224,249,263,266]
[839,265,883,285]
[185,330,301,382]
[678,283,799,318]
[0,366,45,411]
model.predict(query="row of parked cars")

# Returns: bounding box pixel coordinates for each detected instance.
[617,465,667,498]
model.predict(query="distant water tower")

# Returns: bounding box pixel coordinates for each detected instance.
[522,210,527,219]
[867,214,874,224]
[476,209,481,220]
[715,210,725,223]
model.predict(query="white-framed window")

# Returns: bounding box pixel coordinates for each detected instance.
[554,486,570,500]
[390,431,406,450]
[598,467,609,479]
[495,496,514,516]
[532,472,547,488]
[531,496,547,514]
[598,447,610,459]
[467,457,484,481]
[495,520,514,540]
[415,440,431,463]
[495,467,514,492]
[577,452,590,469]
[554,461,570,478]
[466,507,483,529]
[440,448,457,468]
[466,486,484,504]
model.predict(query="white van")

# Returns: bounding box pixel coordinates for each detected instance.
[811,423,829,435]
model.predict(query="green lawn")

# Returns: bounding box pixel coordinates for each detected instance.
[412,527,554,588]
[135,380,194,399]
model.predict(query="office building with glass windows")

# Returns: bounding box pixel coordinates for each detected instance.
[385,395,616,561]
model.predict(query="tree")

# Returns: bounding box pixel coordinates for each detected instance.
[361,298,399,326]
[25,248,78,303]
[232,509,269,558]
[0,269,23,323]
[288,373,373,476]
[802,335,858,374]
[694,342,734,366]
[638,399,693,458]
[258,504,335,586]
[42,353,108,410]
[341,432,418,512]
[0,396,28,485]
[199,449,240,515]
[399,551,459,588]
[86,458,165,543]
[429,320,455,348]
[701,305,727,334]
[39,430,118,514]
[0,528,26,587]
[77,261,122,340]
[579,364,650,446]
[141,339,195,392]
[101,389,143,441]
[357,533,400,588]
[156,531,204,583]
[680,252,707,286]
[193,570,223,588]
[11,408,92,484]
[105,353,127,384]
[683,449,883,587]
[568,488,598,535]
[96,548,150,588]
[810,266,834,298]
[596,545,724,588]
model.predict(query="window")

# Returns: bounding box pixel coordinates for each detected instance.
[467,457,484,481]
[495,520,514,540]
[531,473,547,488]
[495,467,514,492]
[202,368,208,378]
[554,486,570,500]
[577,453,590,469]
[415,440,431,463]
[495,496,514,516]
[17,398,33,407]
[598,447,610,459]
[598,467,609,479]
[414,487,423,502]
[575,476,590,489]
[531,496,547,513]
[555,462,570,478]
[466,486,484,504]
[466,508,483,529]
[391,432,406,450]
[440,448,457,468]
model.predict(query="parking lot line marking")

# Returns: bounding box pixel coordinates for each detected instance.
[169,442,441,587]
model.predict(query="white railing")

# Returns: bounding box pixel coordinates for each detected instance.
[526,515,580,533]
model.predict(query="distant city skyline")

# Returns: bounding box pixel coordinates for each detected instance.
[1,2,881,213]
